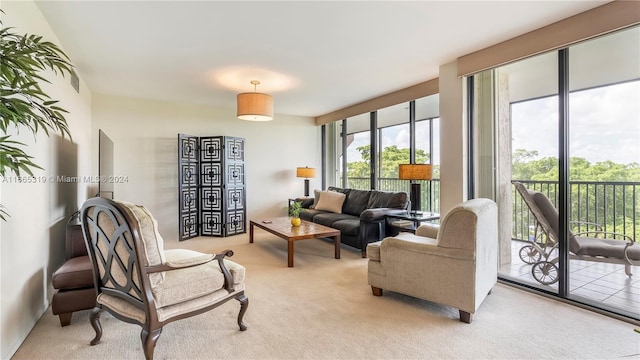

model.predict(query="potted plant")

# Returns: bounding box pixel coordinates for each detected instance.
[289,200,303,227]
[0,12,74,220]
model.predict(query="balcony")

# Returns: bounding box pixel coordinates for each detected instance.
[347,177,639,317]
[508,180,639,317]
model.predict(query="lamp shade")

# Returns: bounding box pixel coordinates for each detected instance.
[296,167,316,178]
[237,92,273,121]
[398,164,432,180]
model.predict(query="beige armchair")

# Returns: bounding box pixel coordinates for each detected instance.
[367,198,497,323]
[80,197,248,360]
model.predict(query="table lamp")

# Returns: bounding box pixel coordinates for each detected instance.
[296,166,316,197]
[398,164,432,213]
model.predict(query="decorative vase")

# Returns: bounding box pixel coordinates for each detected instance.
[291,217,301,227]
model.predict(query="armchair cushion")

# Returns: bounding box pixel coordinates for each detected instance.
[117,201,167,288]
[153,260,226,308]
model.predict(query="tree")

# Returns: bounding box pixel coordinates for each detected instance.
[347,144,431,178]
[0,14,74,219]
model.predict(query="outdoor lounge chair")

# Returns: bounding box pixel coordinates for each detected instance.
[513,182,639,285]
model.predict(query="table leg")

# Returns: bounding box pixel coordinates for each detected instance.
[334,234,341,259]
[249,223,254,243]
[288,240,294,267]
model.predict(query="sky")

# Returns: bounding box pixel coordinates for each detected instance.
[512,80,640,165]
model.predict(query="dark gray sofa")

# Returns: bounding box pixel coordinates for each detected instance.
[298,186,409,257]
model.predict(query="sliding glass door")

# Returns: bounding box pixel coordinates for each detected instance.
[566,27,640,317]
[474,25,639,320]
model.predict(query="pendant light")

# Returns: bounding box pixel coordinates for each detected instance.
[237,80,273,121]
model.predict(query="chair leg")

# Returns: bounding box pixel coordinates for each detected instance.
[459,310,472,324]
[237,293,249,331]
[141,327,162,360]
[58,312,72,327]
[625,264,632,277]
[89,307,104,345]
[371,286,383,296]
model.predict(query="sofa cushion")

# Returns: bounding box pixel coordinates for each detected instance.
[312,212,358,228]
[300,208,323,221]
[330,219,360,236]
[328,186,351,196]
[367,190,408,209]
[343,189,371,216]
[315,191,346,214]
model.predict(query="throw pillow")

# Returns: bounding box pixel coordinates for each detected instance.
[311,189,321,209]
[315,191,346,214]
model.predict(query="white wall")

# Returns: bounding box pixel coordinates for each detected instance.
[0,1,93,358]
[92,94,320,246]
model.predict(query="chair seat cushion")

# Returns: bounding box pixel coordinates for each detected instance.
[575,237,640,260]
[153,252,245,308]
[52,256,94,290]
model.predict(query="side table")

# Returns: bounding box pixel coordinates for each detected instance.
[386,211,440,234]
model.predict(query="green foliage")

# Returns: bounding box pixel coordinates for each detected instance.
[0,13,74,219]
[511,148,640,240]
[347,144,433,178]
[511,148,640,182]
[289,201,302,218]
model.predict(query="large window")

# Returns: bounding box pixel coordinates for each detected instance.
[482,25,639,320]
[331,95,440,213]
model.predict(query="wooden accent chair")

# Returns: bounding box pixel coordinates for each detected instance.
[367,198,498,323]
[80,197,248,360]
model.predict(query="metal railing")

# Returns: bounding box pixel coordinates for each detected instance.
[345,177,440,213]
[344,177,639,241]
[512,180,639,241]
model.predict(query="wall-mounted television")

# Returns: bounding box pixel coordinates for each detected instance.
[98,129,114,199]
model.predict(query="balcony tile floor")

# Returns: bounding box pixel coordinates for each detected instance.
[500,241,639,317]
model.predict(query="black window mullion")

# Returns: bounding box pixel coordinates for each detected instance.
[370,112,378,190]
[558,48,570,298]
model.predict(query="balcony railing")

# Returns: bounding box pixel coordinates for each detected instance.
[345,177,639,241]
[345,177,440,213]
[512,180,639,242]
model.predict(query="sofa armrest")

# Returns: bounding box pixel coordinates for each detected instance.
[296,197,315,209]
[360,208,406,222]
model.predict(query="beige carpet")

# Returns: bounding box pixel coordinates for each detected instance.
[13,232,640,360]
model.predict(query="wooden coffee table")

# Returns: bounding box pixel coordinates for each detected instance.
[249,217,341,267]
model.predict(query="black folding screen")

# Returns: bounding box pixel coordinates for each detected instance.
[178,134,246,241]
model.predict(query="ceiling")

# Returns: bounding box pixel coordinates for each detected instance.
[35,1,610,118]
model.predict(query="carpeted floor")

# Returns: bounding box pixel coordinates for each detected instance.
[12,232,640,359]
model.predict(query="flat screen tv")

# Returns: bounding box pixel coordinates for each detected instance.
[98,129,114,199]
